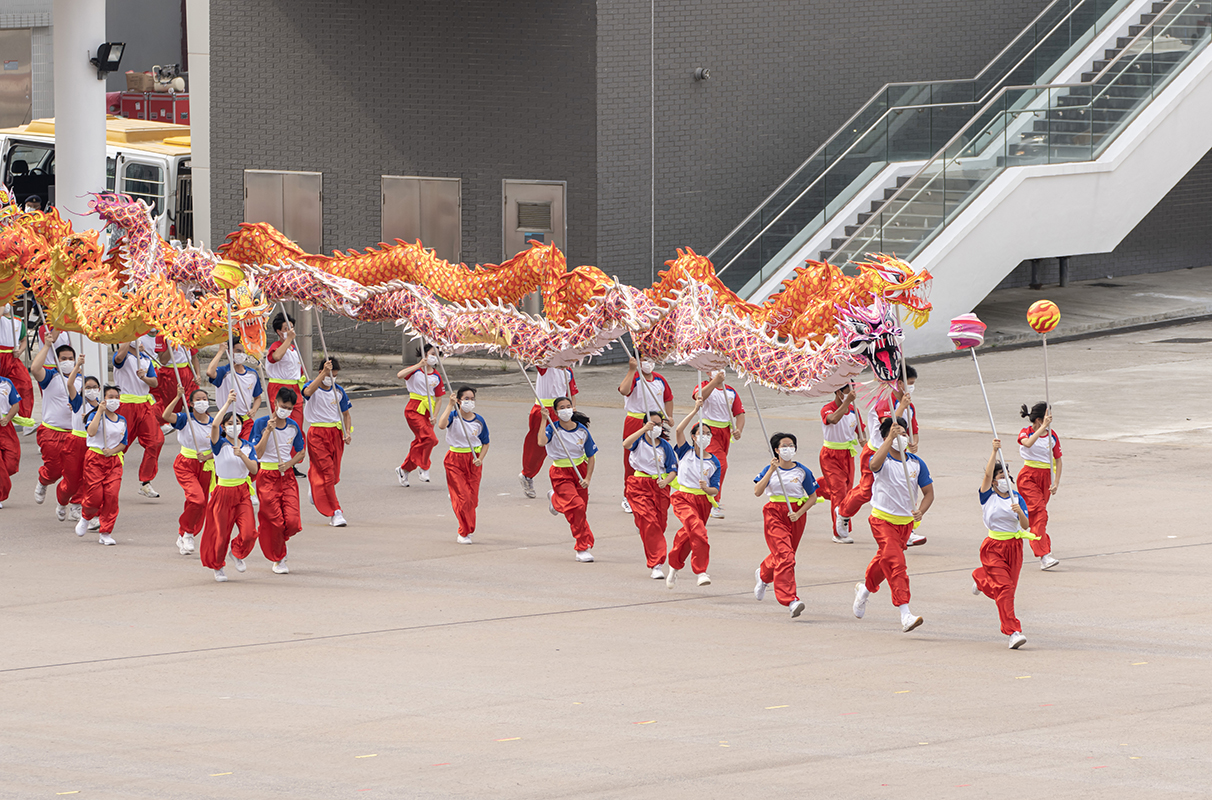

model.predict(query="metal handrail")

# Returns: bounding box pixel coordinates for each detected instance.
[708,0,1120,274]
[825,0,1204,266]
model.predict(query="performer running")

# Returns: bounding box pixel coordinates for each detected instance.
[250,388,306,574]
[201,390,261,582]
[76,386,128,544]
[30,335,85,519]
[1017,402,1062,571]
[622,410,676,578]
[161,384,215,555]
[753,432,818,618]
[664,399,721,588]
[112,339,164,498]
[538,396,597,562]
[818,383,862,544]
[852,417,934,632]
[68,376,103,527]
[396,345,444,487]
[207,341,263,439]
[266,313,306,427]
[437,385,490,544]
[519,365,577,499]
[303,358,352,527]
[0,373,20,507]
[0,303,35,432]
[149,334,201,431]
[973,438,1031,649]
[691,370,744,519]
[617,356,673,513]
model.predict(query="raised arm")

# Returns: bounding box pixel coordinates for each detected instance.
[869,422,901,473]
[303,360,331,399]
[436,393,456,431]
[674,399,703,447]
[31,331,54,382]
[622,418,656,449]
[981,439,1000,492]
[211,390,236,444]
[825,388,855,424]
[206,346,224,380]
[617,357,638,396]
[161,384,185,423]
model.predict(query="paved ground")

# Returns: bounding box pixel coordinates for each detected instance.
[2,318,1211,798]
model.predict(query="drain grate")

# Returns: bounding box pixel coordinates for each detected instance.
[1089,282,1124,288]
[1152,337,1212,344]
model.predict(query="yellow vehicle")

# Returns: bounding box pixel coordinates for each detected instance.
[0,116,193,240]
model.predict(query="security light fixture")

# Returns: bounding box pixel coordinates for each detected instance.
[693,68,710,81]
[89,42,125,80]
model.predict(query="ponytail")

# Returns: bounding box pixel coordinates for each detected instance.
[1020,402,1048,422]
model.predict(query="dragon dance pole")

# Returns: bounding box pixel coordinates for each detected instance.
[224,289,254,428]
[745,384,795,516]
[891,303,919,512]
[514,360,580,477]
[1026,300,1060,478]
[313,306,330,363]
[30,297,72,398]
[948,314,1009,480]
[432,347,479,455]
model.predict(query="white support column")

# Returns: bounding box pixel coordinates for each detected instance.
[185,0,210,249]
[52,0,108,383]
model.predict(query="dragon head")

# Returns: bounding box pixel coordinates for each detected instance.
[853,253,933,328]
[228,275,271,358]
[838,300,904,384]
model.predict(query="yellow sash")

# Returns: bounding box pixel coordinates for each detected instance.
[71,430,87,438]
[310,421,342,429]
[987,529,1040,541]
[41,423,71,433]
[872,507,914,525]
[179,447,217,472]
[823,439,859,455]
[449,446,483,454]
[408,392,432,414]
[703,419,730,429]
[670,478,720,507]
[217,477,249,488]
[88,446,124,465]
[118,394,153,404]
[625,411,646,419]
[768,494,809,507]
[552,455,587,468]
[1023,459,1050,470]
[535,397,556,407]
[14,416,37,427]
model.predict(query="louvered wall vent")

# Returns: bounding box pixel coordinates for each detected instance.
[517,202,552,230]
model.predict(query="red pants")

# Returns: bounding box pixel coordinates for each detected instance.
[1017,466,1052,557]
[118,400,164,483]
[521,403,558,479]
[0,423,19,502]
[621,415,646,481]
[172,454,211,536]
[401,398,437,472]
[307,425,344,516]
[255,469,300,562]
[266,381,305,427]
[151,367,199,421]
[550,462,594,551]
[759,502,808,605]
[239,416,255,441]
[36,426,74,504]
[0,352,33,419]
[81,450,123,533]
[838,446,875,519]
[864,515,912,606]
[625,474,671,566]
[61,434,86,505]
[704,424,731,500]
[201,483,258,569]
[818,446,856,530]
[669,491,712,573]
[444,449,482,536]
[973,536,1024,635]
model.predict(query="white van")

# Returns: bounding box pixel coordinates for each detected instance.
[0,116,193,241]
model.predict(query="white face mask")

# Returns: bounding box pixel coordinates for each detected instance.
[276,407,290,419]
[225,423,240,438]
[778,446,796,461]
[904,383,915,395]
[996,477,1010,493]
[193,399,210,414]
[640,360,655,374]
[892,435,909,452]
[426,354,438,366]
[232,352,247,366]
[105,398,120,412]
[648,426,662,440]
[711,370,724,380]
[696,434,712,450]
[84,388,101,402]
[59,360,74,375]
[460,399,475,412]
[321,376,333,388]
[557,408,574,422]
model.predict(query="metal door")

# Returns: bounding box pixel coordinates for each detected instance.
[503,180,566,314]
[0,29,32,128]
[381,176,461,262]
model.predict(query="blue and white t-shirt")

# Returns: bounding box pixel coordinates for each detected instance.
[754,462,818,502]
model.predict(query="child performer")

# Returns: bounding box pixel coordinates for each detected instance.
[207,341,263,440]
[819,383,862,544]
[437,385,490,544]
[0,303,34,431]
[161,384,215,555]
[250,388,306,574]
[30,335,84,519]
[68,376,103,526]
[113,339,163,498]
[617,356,673,512]
[622,411,677,579]
[76,386,128,544]
[303,358,353,527]
[852,417,934,633]
[396,345,444,487]
[538,396,598,562]
[664,398,721,588]
[519,365,577,499]
[691,370,744,519]
[753,433,818,618]
[1018,402,1062,570]
[0,373,20,507]
[973,438,1032,649]
[201,390,261,582]
[265,313,306,427]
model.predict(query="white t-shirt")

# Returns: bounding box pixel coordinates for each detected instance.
[405,370,443,399]
[628,435,676,476]
[302,380,352,426]
[211,437,257,481]
[37,371,83,429]
[0,316,21,349]
[249,416,305,465]
[171,411,214,453]
[84,410,128,451]
[266,340,303,382]
[543,422,597,463]
[871,453,932,518]
[444,411,490,451]
[754,462,819,502]
[622,372,672,416]
[212,364,263,417]
[980,488,1028,533]
[1019,427,1061,464]
[820,401,859,444]
[0,376,19,417]
[673,443,721,492]
[535,367,575,403]
[692,381,743,425]
[72,394,95,434]
[113,348,156,399]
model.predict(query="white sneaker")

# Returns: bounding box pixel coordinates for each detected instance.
[621,498,632,513]
[177,535,190,555]
[232,556,246,573]
[650,565,664,580]
[308,485,314,506]
[457,535,473,544]
[330,509,347,527]
[832,533,854,544]
[138,482,160,499]
[789,599,806,618]
[68,504,82,521]
[396,467,410,487]
[835,515,850,538]
[55,503,67,521]
[709,506,725,519]
[98,533,116,546]
[547,489,558,516]
[272,559,290,574]
[853,583,870,619]
[972,581,981,596]
[754,568,768,601]
[34,482,47,504]
[666,568,678,589]
[901,613,924,633]
[418,469,430,482]
[214,568,228,582]
[1009,631,1027,650]
[20,423,36,436]
[160,423,173,435]
[75,517,89,537]
[696,573,711,586]
[182,533,196,553]
[519,472,536,498]
[906,532,926,547]
[1041,554,1060,570]
[88,518,100,531]
[575,549,595,563]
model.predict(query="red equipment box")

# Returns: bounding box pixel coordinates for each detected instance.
[118,92,190,124]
